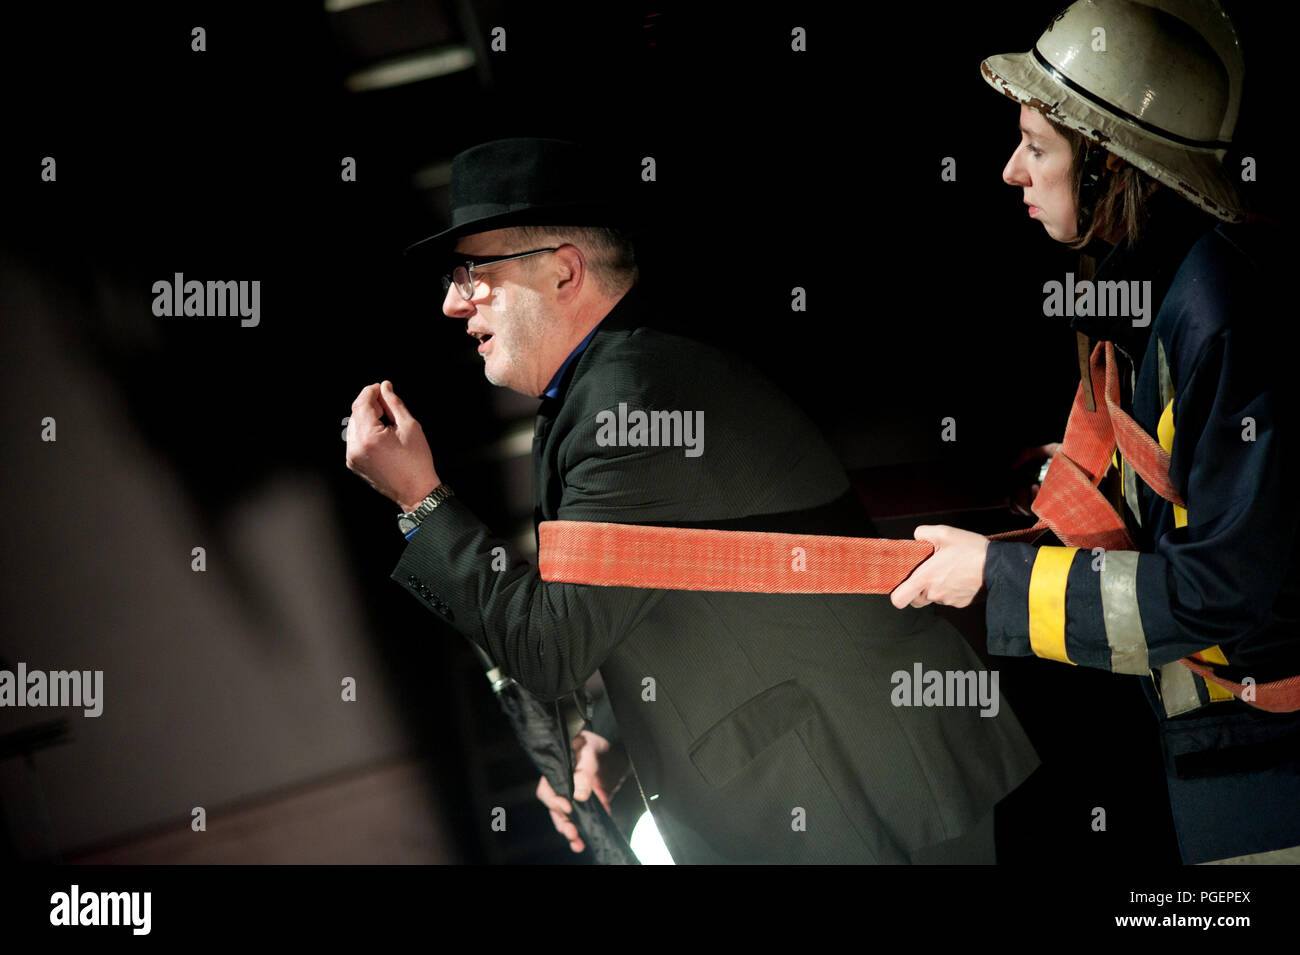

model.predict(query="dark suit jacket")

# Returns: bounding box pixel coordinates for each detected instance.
[393,286,1039,863]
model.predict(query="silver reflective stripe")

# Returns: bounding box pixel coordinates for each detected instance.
[1157,338,1174,410]
[1156,661,1205,717]
[1200,843,1300,865]
[1122,456,1142,527]
[1100,551,1149,674]
[1120,352,1142,526]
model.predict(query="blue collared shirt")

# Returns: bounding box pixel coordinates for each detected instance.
[542,322,601,399]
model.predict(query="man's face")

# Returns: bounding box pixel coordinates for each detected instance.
[1002,104,1079,243]
[442,229,552,396]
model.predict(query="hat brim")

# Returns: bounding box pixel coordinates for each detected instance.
[981,50,1245,223]
[402,201,626,257]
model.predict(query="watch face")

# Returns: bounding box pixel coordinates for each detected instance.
[398,517,416,534]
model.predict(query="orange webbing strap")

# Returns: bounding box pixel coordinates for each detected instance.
[538,521,934,594]
[989,340,1169,551]
[1179,658,1300,713]
[987,342,1298,710]
[538,519,1300,710]
[1083,340,1181,505]
[536,341,1298,710]
[988,342,1128,549]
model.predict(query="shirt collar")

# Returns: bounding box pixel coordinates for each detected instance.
[541,322,601,399]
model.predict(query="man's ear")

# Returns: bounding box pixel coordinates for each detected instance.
[1104,151,1127,172]
[552,244,585,300]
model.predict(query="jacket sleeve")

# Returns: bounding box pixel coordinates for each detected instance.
[388,414,704,700]
[983,326,1299,675]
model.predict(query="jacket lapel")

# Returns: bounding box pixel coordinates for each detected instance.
[532,395,561,544]
[530,287,654,542]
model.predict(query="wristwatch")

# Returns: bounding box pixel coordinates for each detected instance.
[397,484,455,536]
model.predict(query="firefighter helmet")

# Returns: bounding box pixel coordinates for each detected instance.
[981,0,1246,222]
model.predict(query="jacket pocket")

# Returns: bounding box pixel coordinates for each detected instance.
[688,680,816,788]
[686,680,893,862]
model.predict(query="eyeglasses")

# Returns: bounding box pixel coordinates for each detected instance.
[441,248,560,301]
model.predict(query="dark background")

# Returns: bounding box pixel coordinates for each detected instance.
[0,0,1287,869]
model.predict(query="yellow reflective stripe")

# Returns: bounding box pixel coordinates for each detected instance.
[1157,399,1175,452]
[1028,547,1078,665]
[1199,645,1229,665]
[1205,680,1234,702]
[1156,399,1188,527]
[1196,645,1234,701]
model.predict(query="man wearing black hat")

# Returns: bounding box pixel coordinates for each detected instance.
[346,138,1040,863]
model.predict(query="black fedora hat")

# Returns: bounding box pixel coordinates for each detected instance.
[403,137,634,256]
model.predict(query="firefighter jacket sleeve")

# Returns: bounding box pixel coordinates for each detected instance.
[983,232,1299,678]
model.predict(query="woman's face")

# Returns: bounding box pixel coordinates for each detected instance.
[1002,104,1078,243]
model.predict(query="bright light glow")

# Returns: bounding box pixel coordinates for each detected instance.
[344,47,475,92]
[324,0,383,11]
[630,811,675,865]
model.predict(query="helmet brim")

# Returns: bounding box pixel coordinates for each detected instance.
[981,50,1245,223]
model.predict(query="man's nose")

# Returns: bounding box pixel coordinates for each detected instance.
[442,282,474,319]
[1003,148,1028,187]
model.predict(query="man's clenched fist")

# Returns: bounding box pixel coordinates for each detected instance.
[345,380,440,511]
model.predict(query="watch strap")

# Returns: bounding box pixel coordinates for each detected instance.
[397,484,454,535]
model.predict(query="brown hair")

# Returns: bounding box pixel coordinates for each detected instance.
[1056,122,1161,250]
[505,224,638,298]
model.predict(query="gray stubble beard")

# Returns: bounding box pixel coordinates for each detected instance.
[484,286,551,394]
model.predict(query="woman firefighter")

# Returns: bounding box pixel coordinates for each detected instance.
[891,0,1300,863]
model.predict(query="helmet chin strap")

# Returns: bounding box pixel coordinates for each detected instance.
[1072,141,1112,413]
[1076,141,1111,238]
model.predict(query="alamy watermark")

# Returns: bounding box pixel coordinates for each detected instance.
[595,402,703,458]
[890,662,1000,718]
[152,273,260,327]
[0,662,103,717]
[1043,272,1151,327]
[50,885,150,935]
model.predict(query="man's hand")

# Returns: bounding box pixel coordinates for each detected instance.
[535,730,629,853]
[890,525,990,609]
[345,380,440,511]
